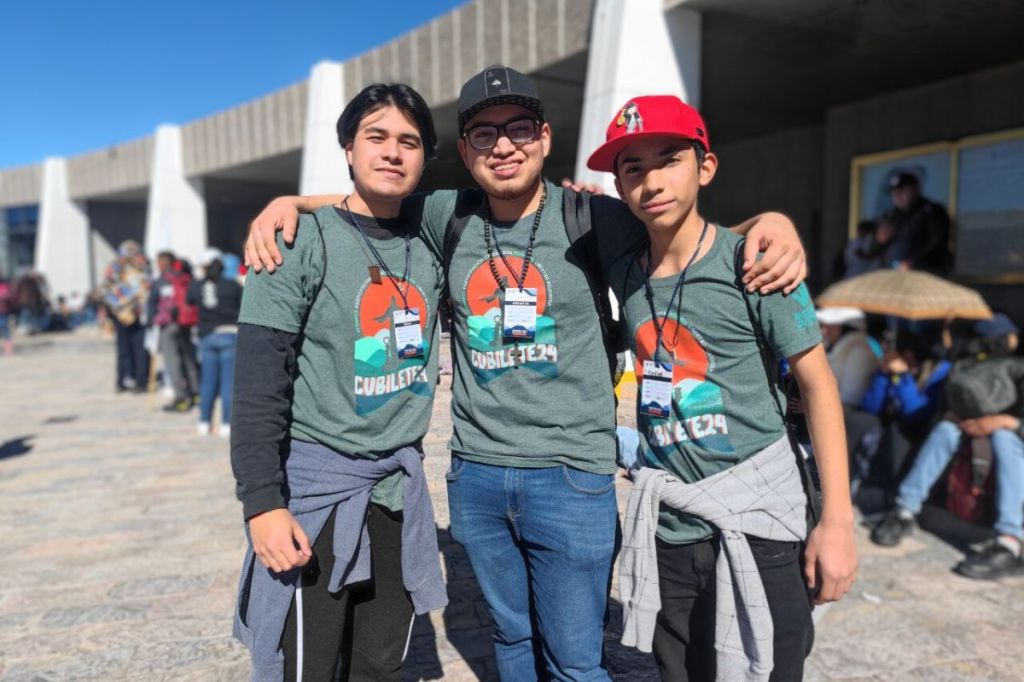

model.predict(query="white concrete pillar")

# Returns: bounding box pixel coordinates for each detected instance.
[574,0,702,192]
[35,158,91,299]
[145,125,207,265]
[576,0,702,388]
[300,60,354,196]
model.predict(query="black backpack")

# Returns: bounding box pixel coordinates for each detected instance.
[945,356,1024,420]
[441,186,626,383]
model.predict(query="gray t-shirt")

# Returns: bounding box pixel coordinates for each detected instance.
[404,181,626,473]
[239,206,443,509]
[608,226,821,544]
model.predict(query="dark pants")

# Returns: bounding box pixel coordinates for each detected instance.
[114,319,149,389]
[652,535,814,682]
[281,504,414,682]
[847,409,931,503]
[159,323,199,400]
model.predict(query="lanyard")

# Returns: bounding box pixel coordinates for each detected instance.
[343,199,413,310]
[483,183,547,291]
[642,220,709,366]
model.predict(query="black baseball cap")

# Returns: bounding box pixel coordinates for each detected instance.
[457,65,544,134]
[889,172,920,190]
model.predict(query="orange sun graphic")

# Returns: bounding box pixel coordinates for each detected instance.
[634,318,708,383]
[465,256,548,316]
[358,278,428,337]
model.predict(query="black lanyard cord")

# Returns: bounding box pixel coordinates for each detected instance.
[642,219,709,366]
[343,199,414,310]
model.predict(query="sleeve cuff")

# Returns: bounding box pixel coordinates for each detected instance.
[240,486,287,521]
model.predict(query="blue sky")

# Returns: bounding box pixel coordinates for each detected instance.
[0,0,467,168]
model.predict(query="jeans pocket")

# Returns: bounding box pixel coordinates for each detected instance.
[748,538,801,569]
[445,455,466,482]
[561,465,615,495]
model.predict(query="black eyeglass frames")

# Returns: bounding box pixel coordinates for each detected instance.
[463,117,542,150]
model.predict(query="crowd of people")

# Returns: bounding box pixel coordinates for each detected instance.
[0,269,103,352]
[822,172,1024,581]
[816,306,1024,579]
[95,239,244,437]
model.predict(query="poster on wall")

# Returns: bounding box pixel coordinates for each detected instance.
[857,149,952,226]
[955,138,1024,278]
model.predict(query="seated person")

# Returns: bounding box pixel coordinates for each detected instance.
[848,332,951,493]
[818,307,879,407]
[871,315,1024,580]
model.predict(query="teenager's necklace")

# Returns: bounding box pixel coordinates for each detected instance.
[342,199,413,309]
[483,183,547,291]
[643,219,709,364]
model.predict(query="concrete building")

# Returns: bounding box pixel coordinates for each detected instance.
[2,0,1023,317]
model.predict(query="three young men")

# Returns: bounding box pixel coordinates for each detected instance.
[241,66,816,680]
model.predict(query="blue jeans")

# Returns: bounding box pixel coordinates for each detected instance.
[198,332,236,424]
[446,457,618,681]
[897,419,1024,539]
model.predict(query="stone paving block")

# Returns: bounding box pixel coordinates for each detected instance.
[1,645,136,681]
[107,573,215,600]
[897,658,1022,681]
[124,636,248,675]
[38,602,150,630]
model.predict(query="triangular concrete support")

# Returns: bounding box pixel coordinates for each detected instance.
[300,61,354,196]
[574,0,702,192]
[35,158,91,298]
[145,125,207,264]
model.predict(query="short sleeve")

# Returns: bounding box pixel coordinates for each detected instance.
[751,282,822,360]
[401,190,458,258]
[238,214,323,333]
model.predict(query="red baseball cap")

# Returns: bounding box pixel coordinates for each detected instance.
[586,95,710,173]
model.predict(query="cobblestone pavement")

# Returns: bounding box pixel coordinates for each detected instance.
[1,330,1022,680]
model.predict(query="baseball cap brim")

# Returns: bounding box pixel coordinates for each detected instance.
[458,94,544,131]
[586,130,698,173]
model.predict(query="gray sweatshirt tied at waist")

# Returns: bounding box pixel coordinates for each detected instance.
[619,434,808,682]
[233,440,448,682]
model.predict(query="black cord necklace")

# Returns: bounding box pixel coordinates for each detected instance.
[642,219,710,365]
[483,183,547,291]
[342,199,413,310]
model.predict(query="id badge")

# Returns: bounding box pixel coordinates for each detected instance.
[392,308,424,359]
[639,360,673,418]
[502,288,537,341]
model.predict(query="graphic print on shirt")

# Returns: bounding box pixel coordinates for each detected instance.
[353,276,431,414]
[463,254,557,383]
[634,316,734,458]
[789,283,817,330]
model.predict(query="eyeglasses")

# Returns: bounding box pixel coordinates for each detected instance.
[463,117,541,150]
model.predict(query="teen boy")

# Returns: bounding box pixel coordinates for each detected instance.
[588,96,858,681]
[231,84,447,682]
[243,66,810,681]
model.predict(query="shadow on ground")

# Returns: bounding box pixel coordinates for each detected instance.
[0,435,34,461]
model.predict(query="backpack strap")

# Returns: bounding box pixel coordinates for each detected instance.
[562,188,626,384]
[441,189,485,308]
[732,238,822,530]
